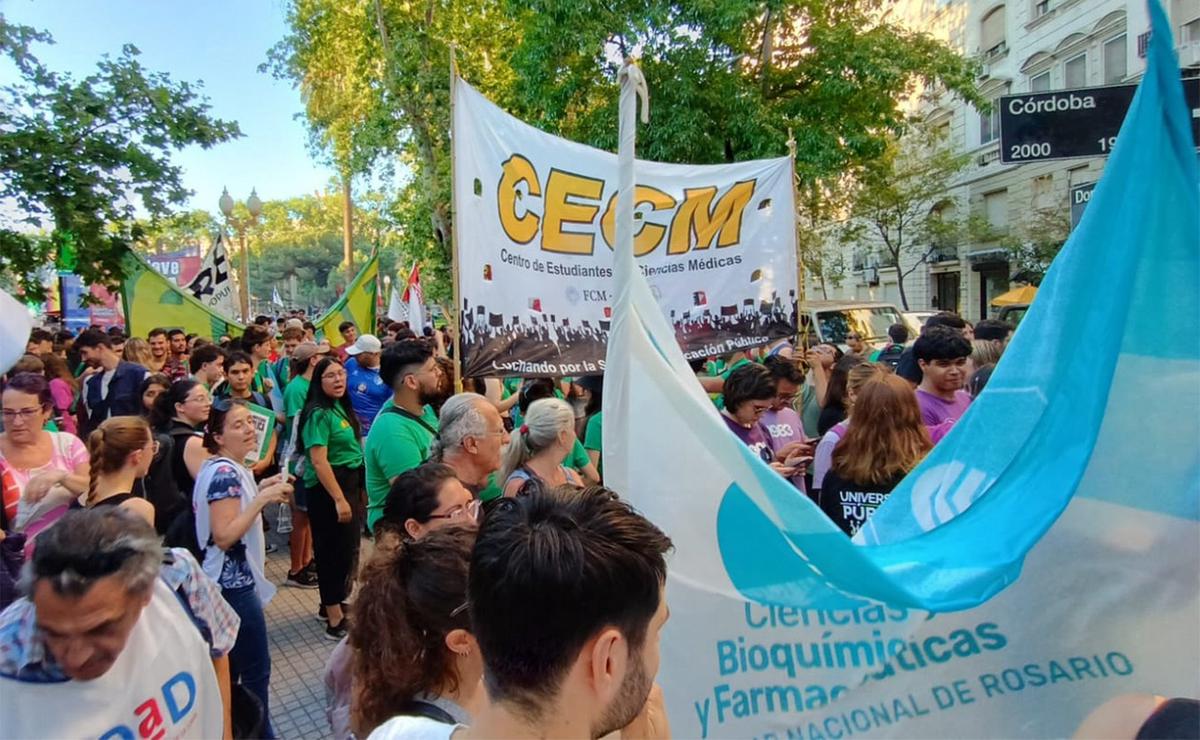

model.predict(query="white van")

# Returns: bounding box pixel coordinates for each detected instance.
[799,300,907,351]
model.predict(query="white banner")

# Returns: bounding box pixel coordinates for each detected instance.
[185,234,238,320]
[453,79,797,378]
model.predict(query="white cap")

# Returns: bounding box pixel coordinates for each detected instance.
[345,334,383,355]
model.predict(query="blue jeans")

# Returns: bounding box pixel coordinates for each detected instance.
[223,584,275,738]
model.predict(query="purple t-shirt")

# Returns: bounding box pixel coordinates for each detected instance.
[916,388,972,428]
[721,414,774,464]
[761,408,808,491]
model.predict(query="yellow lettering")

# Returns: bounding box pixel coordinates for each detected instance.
[497,155,541,244]
[600,186,677,256]
[667,181,756,255]
[542,169,604,255]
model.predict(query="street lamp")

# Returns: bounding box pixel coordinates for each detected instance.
[219,187,263,322]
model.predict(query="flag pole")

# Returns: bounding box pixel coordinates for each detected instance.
[786,128,808,353]
[449,43,463,392]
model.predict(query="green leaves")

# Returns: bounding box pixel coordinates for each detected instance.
[0,15,241,301]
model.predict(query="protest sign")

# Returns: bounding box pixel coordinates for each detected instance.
[243,401,276,466]
[453,78,797,378]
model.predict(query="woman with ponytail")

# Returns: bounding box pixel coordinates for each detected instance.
[348,525,480,737]
[151,379,212,504]
[81,416,156,525]
[499,398,582,498]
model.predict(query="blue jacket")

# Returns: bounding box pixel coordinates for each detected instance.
[83,361,147,435]
[345,357,389,435]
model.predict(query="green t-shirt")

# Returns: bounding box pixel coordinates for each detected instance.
[477,473,503,503]
[364,400,439,531]
[563,438,589,471]
[301,406,364,487]
[284,376,310,422]
[583,412,602,476]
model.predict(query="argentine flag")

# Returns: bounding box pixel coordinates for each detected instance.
[604,1,1199,736]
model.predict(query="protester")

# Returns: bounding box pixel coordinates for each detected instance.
[578,375,604,476]
[273,325,305,388]
[913,326,974,428]
[378,462,479,543]
[429,356,457,416]
[845,331,869,356]
[75,328,149,436]
[151,380,213,505]
[282,342,321,589]
[812,362,888,493]
[720,364,811,479]
[140,373,171,417]
[24,328,53,356]
[364,340,440,533]
[80,416,156,525]
[513,378,599,485]
[818,354,869,435]
[351,525,480,738]
[213,351,277,478]
[895,311,968,385]
[430,393,508,498]
[338,321,359,361]
[366,486,672,739]
[122,337,155,369]
[39,352,78,435]
[499,398,583,497]
[820,374,932,535]
[969,338,1003,374]
[242,325,278,398]
[345,334,389,437]
[0,508,237,738]
[760,356,813,491]
[300,357,364,640]
[869,323,909,369]
[974,318,1014,350]
[194,399,293,737]
[8,353,44,378]
[968,363,995,400]
[168,328,189,368]
[189,344,226,390]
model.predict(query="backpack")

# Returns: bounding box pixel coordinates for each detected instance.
[160,425,205,561]
[874,343,905,370]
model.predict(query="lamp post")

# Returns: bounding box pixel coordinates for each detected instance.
[219,187,263,322]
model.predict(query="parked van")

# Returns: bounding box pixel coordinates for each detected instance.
[799,300,906,350]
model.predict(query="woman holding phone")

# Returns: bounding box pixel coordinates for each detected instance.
[720,364,814,480]
[194,398,293,738]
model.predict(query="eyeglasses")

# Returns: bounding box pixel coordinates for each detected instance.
[427,499,482,522]
[322,370,347,381]
[450,601,469,618]
[1,408,42,422]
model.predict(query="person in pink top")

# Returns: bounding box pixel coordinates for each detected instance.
[759,356,815,492]
[913,327,973,433]
[39,353,78,435]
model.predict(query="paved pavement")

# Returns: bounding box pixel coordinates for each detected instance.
[260,508,366,740]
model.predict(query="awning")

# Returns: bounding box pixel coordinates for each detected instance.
[991,284,1038,306]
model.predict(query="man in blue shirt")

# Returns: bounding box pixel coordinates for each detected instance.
[344,334,389,437]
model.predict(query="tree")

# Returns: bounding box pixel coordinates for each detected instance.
[840,124,976,310]
[0,18,241,300]
[1002,207,1069,285]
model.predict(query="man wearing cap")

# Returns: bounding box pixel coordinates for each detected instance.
[344,334,389,437]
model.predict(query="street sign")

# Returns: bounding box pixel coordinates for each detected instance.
[999,76,1200,164]
[1069,181,1096,231]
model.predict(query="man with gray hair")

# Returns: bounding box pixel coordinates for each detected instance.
[0,508,239,738]
[433,392,510,497]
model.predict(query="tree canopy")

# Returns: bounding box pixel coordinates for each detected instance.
[0,17,241,300]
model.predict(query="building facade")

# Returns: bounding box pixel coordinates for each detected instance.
[816,0,1200,321]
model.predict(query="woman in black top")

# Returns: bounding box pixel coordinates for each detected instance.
[821,374,932,536]
[79,416,157,526]
[817,354,868,436]
[151,379,213,500]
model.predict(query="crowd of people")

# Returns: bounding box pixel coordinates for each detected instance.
[0,308,1011,738]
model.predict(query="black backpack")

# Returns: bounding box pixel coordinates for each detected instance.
[875,343,905,370]
[160,426,205,561]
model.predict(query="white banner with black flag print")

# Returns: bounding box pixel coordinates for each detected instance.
[185,234,239,320]
[453,78,798,378]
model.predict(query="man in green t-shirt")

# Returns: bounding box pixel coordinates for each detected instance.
[363,339,442,532]
[280,341,321,587]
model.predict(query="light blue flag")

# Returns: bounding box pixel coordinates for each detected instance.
[605,1,1198,735]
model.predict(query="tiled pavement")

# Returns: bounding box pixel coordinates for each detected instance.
[261,507,372,739]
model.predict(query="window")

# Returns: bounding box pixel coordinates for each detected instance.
[980,103,1001,145]
[1032,175,1054,209]
[984,190,1008,233]
[1103,35,1126,84]
[1033,0,1051,19]
[981,6,1007,56]
[1064,53,1087,88]
[1030,70,1051,91]
[1182,17,1200,44]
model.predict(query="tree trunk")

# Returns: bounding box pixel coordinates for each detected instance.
[342,175,354,281]
[896,270,910,310]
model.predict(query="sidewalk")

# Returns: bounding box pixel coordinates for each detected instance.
[262,519,339,739]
